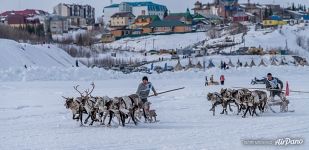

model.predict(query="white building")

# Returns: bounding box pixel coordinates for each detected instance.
[53,3,95,25]
[103,2,167,25]
[49,15,69,34]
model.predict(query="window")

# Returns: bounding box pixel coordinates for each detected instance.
[142,10,146,15]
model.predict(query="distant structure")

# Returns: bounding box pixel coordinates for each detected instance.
[103,2,168,25]
[53,3,95,26]
[0,9,48,28]
[192,0,239,18]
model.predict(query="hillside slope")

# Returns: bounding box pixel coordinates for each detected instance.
[0,39,77,69]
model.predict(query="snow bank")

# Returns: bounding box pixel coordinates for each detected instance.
[104,32,206,51]
[0,39,77,69]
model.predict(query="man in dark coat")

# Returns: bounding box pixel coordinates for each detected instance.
[263,73,285,101]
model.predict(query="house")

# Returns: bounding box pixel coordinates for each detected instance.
[164,9,193,25]
[143,20,192,34]
[0,9,48,28]
[263,15,287,27]
[192,1,220,17]
[110,12,135,28]
[103,2,167,25]
[233,11,249,22]
[239,3,265,22]
[265,4,282,16]
[192,14,211,31]
[192,0,239,19]
[204,14,223,25]
[53,3,95,25]
[49,15,69,34]
[133,15,160,28]
[111,28,132,38]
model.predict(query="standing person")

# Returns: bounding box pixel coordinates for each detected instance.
[220,61,224,69]
[136,76,158,103]
[210,75,214,84]
[205,76,208,86]
[220,75,225,85]
[75,60,79,67]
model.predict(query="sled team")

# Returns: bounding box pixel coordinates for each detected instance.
[207,73,290,117]
[63,76,158,126]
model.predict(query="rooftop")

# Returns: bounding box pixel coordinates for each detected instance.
[136,15,161,21]
[0,9,48,17]
[104,1,167,11]
[146,20,189,27]
[111,12,135,18]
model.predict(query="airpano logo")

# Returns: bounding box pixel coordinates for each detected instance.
[275,137,304,146]
[242,137,304,146]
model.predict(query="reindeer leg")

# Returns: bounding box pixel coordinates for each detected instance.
[143,108,147,122]
[107,111,113,127]
[120,112,125,127]
[248,106,252,116]
[84,114,91,124]
[242,106,250,118]
[131,109,137,125]
[102,111,108,125]
[229,102,233,112]
[79,110,83,126]
[236,104,241,115]
[209,104,215,111]
[220,102,227,115]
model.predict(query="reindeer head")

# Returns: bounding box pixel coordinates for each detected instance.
[62,96,74,109]
[207,93,213,101]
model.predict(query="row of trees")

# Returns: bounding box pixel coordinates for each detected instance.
[288,3,308,12]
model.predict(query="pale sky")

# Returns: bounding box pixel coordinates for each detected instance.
[0,0,307,18]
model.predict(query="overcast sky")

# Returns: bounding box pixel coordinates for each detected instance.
[0,0,308,18]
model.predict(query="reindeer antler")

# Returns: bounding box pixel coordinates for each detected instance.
[73,85,84,97]
[85,82,95,97]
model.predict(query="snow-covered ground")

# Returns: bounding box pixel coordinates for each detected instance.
[0,39,77,69]
[0,66,308,150]
[215,25,309,59]
[104,32,206,51]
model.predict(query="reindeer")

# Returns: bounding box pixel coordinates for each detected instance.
[106,97,126,127]
[207,92,224,116]
[62,96,84,125]
[93,96,113,125]
[73,83,98,126]
[242,90,267,118]
[219,88,240,115]
[117,95,139,125]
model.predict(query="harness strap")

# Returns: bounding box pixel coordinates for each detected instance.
[120,97,127,109]
[128,95,135,107]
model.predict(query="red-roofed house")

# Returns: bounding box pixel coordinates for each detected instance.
[0,9,48,27]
